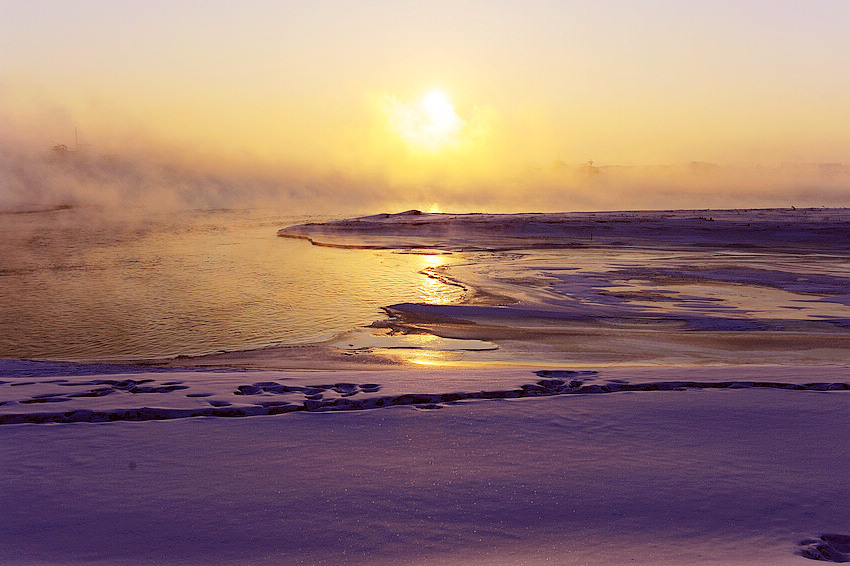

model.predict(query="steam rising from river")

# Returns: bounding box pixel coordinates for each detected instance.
[1,106,847,215]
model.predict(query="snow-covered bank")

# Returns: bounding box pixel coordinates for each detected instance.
[2,360,847,425]
[2,362,848,564]
[278,208,850,252]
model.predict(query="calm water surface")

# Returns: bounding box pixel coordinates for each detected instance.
[0,207,463,360]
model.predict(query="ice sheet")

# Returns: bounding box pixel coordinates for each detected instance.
[279,210,850,368]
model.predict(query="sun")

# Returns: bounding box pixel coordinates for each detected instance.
[385,89,464,152]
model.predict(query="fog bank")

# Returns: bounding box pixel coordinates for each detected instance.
[2,140,847,216]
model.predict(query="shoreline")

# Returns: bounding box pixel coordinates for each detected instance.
[11,206,845,372]
[163,207,850,370]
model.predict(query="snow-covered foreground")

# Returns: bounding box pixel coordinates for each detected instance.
[2,361,849,565]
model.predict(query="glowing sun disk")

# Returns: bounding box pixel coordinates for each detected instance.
[386,89,463,152]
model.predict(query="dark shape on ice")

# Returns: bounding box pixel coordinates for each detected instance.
[800,534,850,562]
[333,383,358,396]
[20,396,72,404]
[68,388,115,398]
[534,370,599,378]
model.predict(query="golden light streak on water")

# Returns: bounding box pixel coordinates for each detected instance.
[0,210,466,360]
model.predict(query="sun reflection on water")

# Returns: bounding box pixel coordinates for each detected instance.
[0,210,473,360]
[419,254,445,269]
[414,253,464,304]
[408,350,463,367]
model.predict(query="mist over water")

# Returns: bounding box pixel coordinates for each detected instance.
[1,140,848,216]
[0,208,463,360]
[1,123,847,360]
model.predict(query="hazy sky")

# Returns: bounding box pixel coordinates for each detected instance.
[1,0,848,211]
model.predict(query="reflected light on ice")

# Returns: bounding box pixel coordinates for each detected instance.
[409,350,460,367]
[418,254,446,270]
[415,253,464,305]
